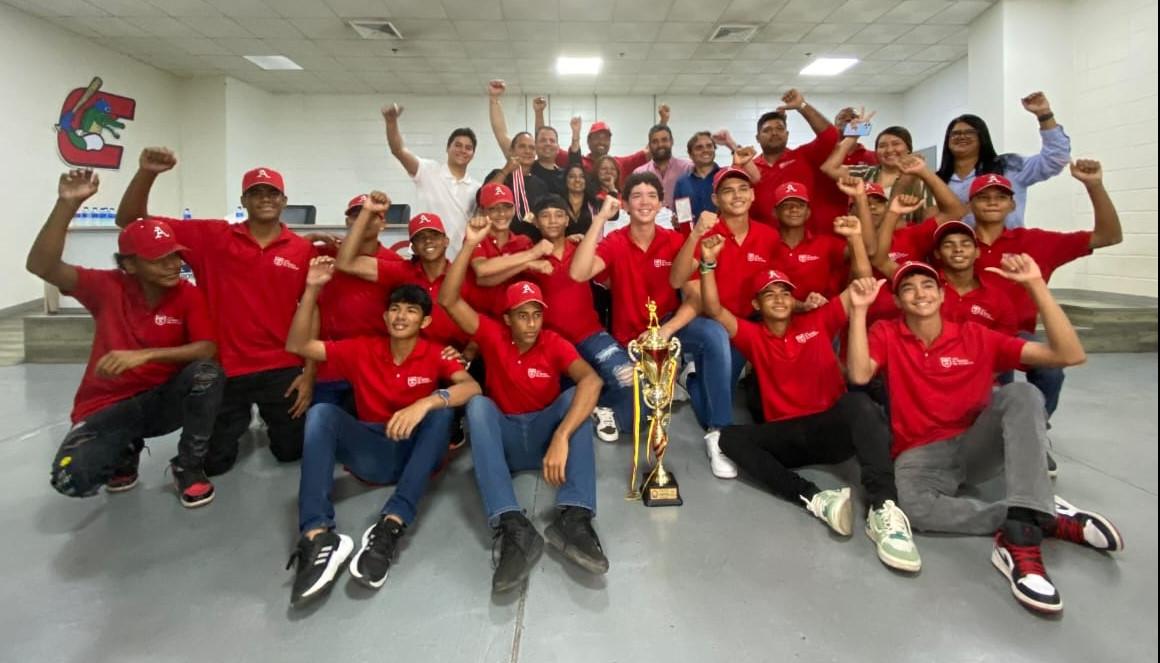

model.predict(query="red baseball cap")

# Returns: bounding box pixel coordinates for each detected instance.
[892,261,940,293]
[773,181,810,206]
[588,121,611,136]
[118,219,188,260]
[505,281,548,311]
[480,183,515,209]
[969,173,1014,199]
[345,194,368,215]
[242,167,285,194]
[408,213,446,239]
[864,182,887,200]
[712,167,751,192]
[751,268,796,297]
[933,219,976,244]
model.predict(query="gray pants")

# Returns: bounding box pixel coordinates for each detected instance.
[894,383,1054,535]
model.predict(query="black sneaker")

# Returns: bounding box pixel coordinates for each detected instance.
[106,441,144,493]
[545,507,609,574]
[170,463,215,508]
[349,518,404,589]
[286,531,354,608]
[491,512,543,594]
[991,522,1062,614]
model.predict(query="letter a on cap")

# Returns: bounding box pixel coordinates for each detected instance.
[522,283,534,294]
[258,169,270,179]
[785,184,797,192]
[153,226,169,239]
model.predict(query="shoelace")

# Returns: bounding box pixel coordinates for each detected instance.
[491,520,531,569]
[1052,515,1085,544]
[367,522,401,560]
[881,501,913,538]
[564,511,603,552]
[595,409,616,429]
[1004,538,1048,578]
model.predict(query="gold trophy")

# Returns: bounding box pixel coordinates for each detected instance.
[626,299,683,507]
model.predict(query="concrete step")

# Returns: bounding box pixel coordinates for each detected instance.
[24,313,93,363]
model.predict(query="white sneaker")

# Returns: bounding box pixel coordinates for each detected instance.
[593,407,619,443]
[704,430,737,479]
[802,487,853,536]
[673,360,693,402]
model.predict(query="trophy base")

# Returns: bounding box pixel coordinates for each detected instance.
[641,472,683,507]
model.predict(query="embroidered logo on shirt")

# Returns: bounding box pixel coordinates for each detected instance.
[154,314,181,326]
[778,160,796,169]
[653,258,673,268]
[406,376,433,388]
[795,330,819,344]
[272,256,300,271]
[969,304,994,321]
[527,367,551,379]
[889,251,907,261]
[153,226,171,239]
[797,254,820,263]
[939,356,974,368]
[747,252,767,264]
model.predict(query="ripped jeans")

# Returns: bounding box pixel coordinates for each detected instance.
[575,331,635,431]
[50,360,226,497]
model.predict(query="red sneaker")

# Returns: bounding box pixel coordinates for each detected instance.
[991,529,1062,614]
[1052,496,1124,552]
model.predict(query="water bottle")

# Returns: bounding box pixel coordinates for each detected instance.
[182,207,192,221]
[101,207,113,226]
[233,206,245,223]
[78,206,91,227]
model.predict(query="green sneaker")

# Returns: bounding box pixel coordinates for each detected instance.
[866,500,922,572]
[802,487,853,536]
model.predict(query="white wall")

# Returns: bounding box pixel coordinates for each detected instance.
[903,58,969,163]
[0,3,183,309]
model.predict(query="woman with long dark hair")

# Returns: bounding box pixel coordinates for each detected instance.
[562,163,599,237]
[936,92,1071,228]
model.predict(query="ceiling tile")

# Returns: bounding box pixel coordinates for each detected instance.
[516,58,552,73]
[601,43,651,59]
[112,36,173,52]
[198,53,252,70]
[20,0,110,16]
[847,21,912,43]
[401,39,468,57]
[788,41,840,57]
[441,0,501,20]
[453,19,509,39]
[866,42,924,60]
[648,42,699,60]
[500,0,557,20]
[170,36,219,53]
[902,22,959,44]
[289,54,347,69]
[602,59,641,74]
[384,58,431,71]
[461,40,514,58]
[382,0,446,18]
[678,60,727,74]
[508,20,560,41]
[336,55,398,70]
[773,0,846,22]
[126,15,196,35]
[614,0,674,22]
[470,58,518,74]
[655,21,714,42]
[723,59,769,73]
[322,0,391,18]
[202,0,279,17]
[143,0,220,16]
[752,21,816,42]
[288,17,354,37]
[691,42,744,59]
[667,0,731,22]
[84,16,151,34]
[910,42,965,61]
[822,42,879,58]
[640,60,687,74]
[939,27,967,44]
[559,0,613,21]
[719,0,788,23]
[559,21,613,42]
[737,42,791,59]
[264,37,331,57]
[828,0,901,23]
[270,0,337,17]
[876,0,952,24]
[803,22,865,42]
[849,59,889,73]
[48,16,101,36]
[238,17,306,37]
[608,21,662,42]
[314,38,378,54]
[88,0,166,14]
[387,18,457,39]
[180,15,253,36]
[213,36,269,53]
[889,60,934,75]
[926,0,990,24]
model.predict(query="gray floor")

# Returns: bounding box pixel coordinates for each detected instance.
[0,355,1156,663]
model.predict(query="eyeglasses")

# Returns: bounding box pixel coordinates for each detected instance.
[950,129,978,139]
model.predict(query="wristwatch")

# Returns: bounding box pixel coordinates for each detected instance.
[434,389,451,408]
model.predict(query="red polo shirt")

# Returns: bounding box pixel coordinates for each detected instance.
[734,299,848,422]
[844,143,878,167]
[972,227,1093,333]
[472,233,535,317]
[163,218,314,377]
[65,268,215,423]
[941,273,1018,336]
[869,318,1027,457]
[531,242,604,344]
[596,225,685,345]
[315,245,400,382]
[868,217,940,324]
[323,336,461,423]
[555,148,650,191]
[376,258,477,349]
[751,126,843,235]
[696,219,781,317]
[771,229,848,300]
[472,315,579,415]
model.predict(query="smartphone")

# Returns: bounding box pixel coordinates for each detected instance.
[844,122,872,137]
[675,197,693,224]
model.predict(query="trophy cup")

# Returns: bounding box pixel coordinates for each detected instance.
[626,299,683,507]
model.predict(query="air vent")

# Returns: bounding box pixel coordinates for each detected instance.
[708,24,757,43]
[348,20,404,40]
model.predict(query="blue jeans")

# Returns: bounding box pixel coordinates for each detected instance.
[312,379,352,408]
[466,388,596,526]
[298,403,453,533]
[575,331,635,431]
[998,331,1065,418]
[675,317,734,430]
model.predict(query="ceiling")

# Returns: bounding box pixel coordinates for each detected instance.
[3,0,991,95]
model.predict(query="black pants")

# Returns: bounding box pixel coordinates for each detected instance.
[51,360,225,497]
[718,391,897,509]
[205,366,306,476]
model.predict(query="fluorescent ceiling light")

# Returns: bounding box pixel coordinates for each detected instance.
[799,58,858,76]
[244,55,303,71]
[556,56,602,76]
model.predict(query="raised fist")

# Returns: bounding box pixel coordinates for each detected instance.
[307,256,336,288]
[836,175,866,198]
[58,169,99,202]
[832,215,862,238]
[657,104,671,124]
[364,190,391,215]
[777,88,805,112]
[139,147,176,174]
[692,210,719,237]
[532,96,547,112]
[889,193,923,216]
[487,80,506,98]
[1069,159,1103,185]
[700,234,724,262]
[1021,91,1052,116]
[381,103,403,120]
[732,145,757,166]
